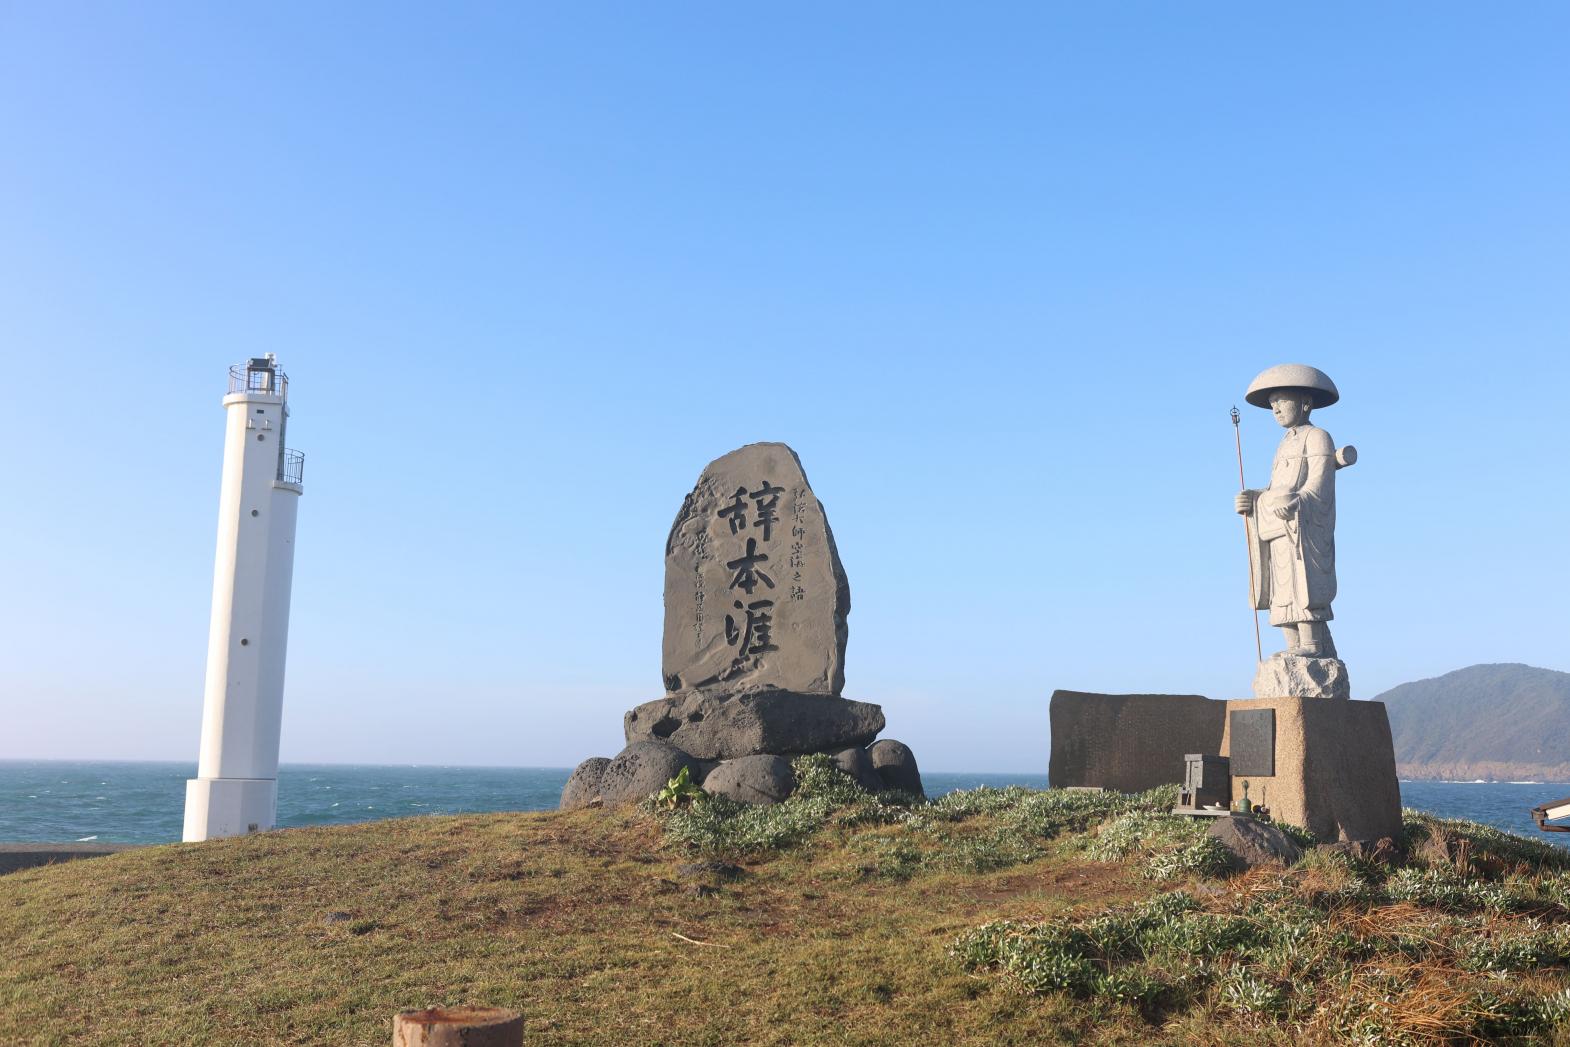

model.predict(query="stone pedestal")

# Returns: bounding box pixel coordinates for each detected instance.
[1048,689,1403,843]
[1220,695,1401,843]
[1252,653,1350,700]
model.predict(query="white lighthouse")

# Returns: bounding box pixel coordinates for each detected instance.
[183,355,304,842]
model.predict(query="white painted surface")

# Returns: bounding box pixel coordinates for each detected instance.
[184,373,302,842]
[182,777,278,841]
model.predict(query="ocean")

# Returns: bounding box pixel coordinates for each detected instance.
[2,760,1567,848]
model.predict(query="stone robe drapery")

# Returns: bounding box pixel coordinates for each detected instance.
[1247,424,1337,625]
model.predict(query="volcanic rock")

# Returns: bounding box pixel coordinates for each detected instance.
[1207,815,1304,869]
[624,688,884,760]
[702,754,796,805]
[832,747,884,791]
[867,739,924,797]
[597,740,699,806]
[559,756,611,811]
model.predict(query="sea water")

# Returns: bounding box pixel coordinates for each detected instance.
[2,760,1565,849]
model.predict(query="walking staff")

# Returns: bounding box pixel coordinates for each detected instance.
[1231,406,1263,663]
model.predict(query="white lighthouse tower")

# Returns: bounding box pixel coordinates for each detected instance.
[183,355,305,842]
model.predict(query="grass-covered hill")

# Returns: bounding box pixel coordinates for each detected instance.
[7,756,1570,1044]
[1379,663,1570,781]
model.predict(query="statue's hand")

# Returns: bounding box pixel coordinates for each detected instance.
[1234,491,1256,516]
[1271,495,1299,521]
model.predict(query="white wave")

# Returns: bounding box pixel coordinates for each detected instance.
[75,835,97,841]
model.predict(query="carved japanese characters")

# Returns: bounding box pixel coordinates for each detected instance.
[662,442,850,695]
[560,441,924,810]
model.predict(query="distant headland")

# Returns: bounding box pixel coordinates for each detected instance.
[1381,663,1570,781]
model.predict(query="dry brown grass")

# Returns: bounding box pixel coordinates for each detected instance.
[0,807,1160,1046]
[9,799,1570,1045]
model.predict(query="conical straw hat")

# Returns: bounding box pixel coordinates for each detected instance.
[1244,363,1339,409]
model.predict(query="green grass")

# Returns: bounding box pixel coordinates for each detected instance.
[5,770,1570,1044]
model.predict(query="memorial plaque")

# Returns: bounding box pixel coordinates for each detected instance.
[662,442,850,695]
[1229,709,1276,777]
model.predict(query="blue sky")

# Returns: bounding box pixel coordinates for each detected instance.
[3,4,1566,771]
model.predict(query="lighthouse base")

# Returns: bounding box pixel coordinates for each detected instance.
[183,777,278,842]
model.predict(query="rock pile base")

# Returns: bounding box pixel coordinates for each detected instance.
[563,691,923,809]
[623,688,884,760]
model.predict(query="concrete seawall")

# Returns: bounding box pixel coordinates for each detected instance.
[0,843,142,875]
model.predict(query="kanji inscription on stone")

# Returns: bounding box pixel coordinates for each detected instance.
[663,442,850,695]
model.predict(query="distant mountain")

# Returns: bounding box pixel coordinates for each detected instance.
[1378,664,1570,781]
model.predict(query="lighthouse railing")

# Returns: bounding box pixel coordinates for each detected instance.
[278,449,305,486]
[229,363,290,399]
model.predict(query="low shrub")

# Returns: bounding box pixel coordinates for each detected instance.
[659,766,1180,873]
[660,754,919,858]
[1384,866,1522,913]
[1081,810,1234,881]
[956,854,1570,1041]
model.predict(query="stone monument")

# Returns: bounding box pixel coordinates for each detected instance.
[1235,363,1355,701]
[561,442,923,809]
[1048,365,1402,844]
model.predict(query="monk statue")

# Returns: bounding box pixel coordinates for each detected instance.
[1234,364,1356,696]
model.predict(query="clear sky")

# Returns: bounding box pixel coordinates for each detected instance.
[3,4,1567,772]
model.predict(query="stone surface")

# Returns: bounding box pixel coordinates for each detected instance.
[1237,364,1354,667]
[1220,695,1403,843]
[1207,815,1304,869]
[1244,363,1341,410]
[1253,652,1351,700]
[867,739,924,797]
[662,442,850,695]
[1049,690,1402,843]
[624,687,884,760]
[703,754,796,805]
[596,740,698,806]
[559,756,611,810]
[832,747,884,791]
[1048,691,1225,793]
